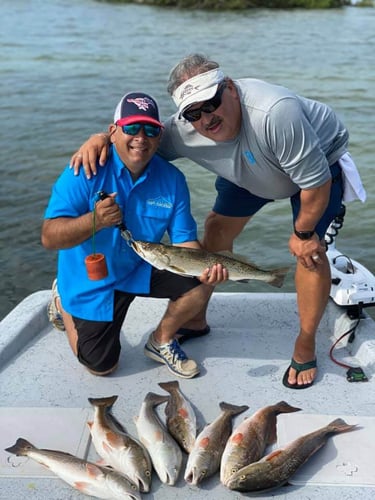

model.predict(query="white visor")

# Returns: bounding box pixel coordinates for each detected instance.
[172,68,225,117]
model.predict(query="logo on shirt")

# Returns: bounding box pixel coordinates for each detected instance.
[244,150,256,164]
[147,197,173,209]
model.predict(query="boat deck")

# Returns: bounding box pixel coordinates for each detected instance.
[1,291,374,499]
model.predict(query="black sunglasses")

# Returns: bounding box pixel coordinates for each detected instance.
[121,123,161,138]
[182,83,226,123]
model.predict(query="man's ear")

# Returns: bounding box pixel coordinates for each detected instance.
[108,124,117,143]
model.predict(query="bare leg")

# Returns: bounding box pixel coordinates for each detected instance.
[287,252,331,386]
[153,283,216,344]
[176,212,252,331]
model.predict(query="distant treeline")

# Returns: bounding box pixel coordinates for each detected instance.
[98,0,373,8]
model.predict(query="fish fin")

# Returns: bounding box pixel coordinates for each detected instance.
[169,265,195,276]
[105,430,124,448]
[5,438,35,456]
[85,462,104,478]
[219,401,249,416]
[267,267,290,288]
[231,432,244,445]
[265,449,284,462]
[158,380,179,393]
[74,481,94,493]
[198,437,211,449]
[88,395,118,408]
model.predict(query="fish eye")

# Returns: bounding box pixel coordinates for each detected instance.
[145,470,151,477]
[231,467,238,474]
[240,474,246,481]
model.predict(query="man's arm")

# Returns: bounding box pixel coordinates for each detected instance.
[294,180,331,233]
[41,194,122,250]
[69,133,110,178]
[289,179,331,269]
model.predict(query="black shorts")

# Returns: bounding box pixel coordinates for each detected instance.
[73,269,201,374]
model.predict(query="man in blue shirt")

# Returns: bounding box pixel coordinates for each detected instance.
[42,91,226,379]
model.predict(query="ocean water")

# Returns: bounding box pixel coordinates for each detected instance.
[1,0,374,319]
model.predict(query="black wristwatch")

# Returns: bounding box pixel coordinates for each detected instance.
[294,228,315,240]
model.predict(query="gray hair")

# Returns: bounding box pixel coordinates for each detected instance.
[167,54,220,96]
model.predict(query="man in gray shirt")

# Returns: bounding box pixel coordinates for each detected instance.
[71,53,365,390]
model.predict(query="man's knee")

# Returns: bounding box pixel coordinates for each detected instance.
[85,362,119,377]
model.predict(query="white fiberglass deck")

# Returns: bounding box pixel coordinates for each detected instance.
[0,291,374,499]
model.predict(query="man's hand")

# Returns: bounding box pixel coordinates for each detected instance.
[199,263,228,286]
[94,193,123,231]
[289,232,325,270]
[70,133,110,179]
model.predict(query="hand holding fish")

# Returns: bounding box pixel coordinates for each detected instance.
[198,262,229,286]
[94,192,123,230]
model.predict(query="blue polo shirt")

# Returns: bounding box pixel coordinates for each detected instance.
[44,146,197,321]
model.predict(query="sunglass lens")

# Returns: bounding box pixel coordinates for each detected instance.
[143,124,161,137]
[122,124,141,135]
[122,124,160,137]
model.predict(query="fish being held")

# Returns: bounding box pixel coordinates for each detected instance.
[134,391,183,485]
[184,401,249,486]
[221,401,301,485]
[5,437,140,499]
[128,239,289,288]
[158,380,197,454]
[225,418,358,492]
[88,395,152,493]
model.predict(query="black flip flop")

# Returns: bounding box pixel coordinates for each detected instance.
[282,358,317,389]
[176,325,211,344]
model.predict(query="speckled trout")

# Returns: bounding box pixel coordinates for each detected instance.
[88,395,152,492]
[225,418,357,492]
[221,401,301,485]
[128,240,289,288]
[184,401,249,486]
[5,437,140,499]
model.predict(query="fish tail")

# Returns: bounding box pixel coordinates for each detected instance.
[158,380,180,393]
[219,401,249,416]
[268,267,290,288]
[5,437,35,456]
[326,418,358,435]
[145,392,170,407]
[88,395,118,408]
[274,401,302,414]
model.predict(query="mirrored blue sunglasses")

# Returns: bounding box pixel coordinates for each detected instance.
[121,123,161,138]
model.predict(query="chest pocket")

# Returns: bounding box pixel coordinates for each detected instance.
[132,197,174,241]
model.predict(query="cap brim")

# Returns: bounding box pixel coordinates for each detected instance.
[179,84,219,117]
[116,115,163,127]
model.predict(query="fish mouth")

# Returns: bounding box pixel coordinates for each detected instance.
[185,467,205,486]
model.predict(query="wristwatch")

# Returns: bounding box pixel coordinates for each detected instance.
[294,228,315,240]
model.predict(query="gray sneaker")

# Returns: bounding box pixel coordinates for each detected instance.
[144,333,200,379]
[47,279,65,331]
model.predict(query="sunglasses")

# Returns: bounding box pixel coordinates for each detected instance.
[182,83,226,122]
[121,123,161,138]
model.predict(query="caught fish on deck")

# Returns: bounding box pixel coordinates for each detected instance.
[184,401,249,486]
[221,401,301,485]
[87,395,152,492]
[225,418,358,492]
[5,437,140,499]
[127,239,289,288]
[134,391,183,486]
[158,380,197,454]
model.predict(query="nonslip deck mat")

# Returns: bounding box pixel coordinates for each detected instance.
[277,413,375,487]
[0,408,91,477]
